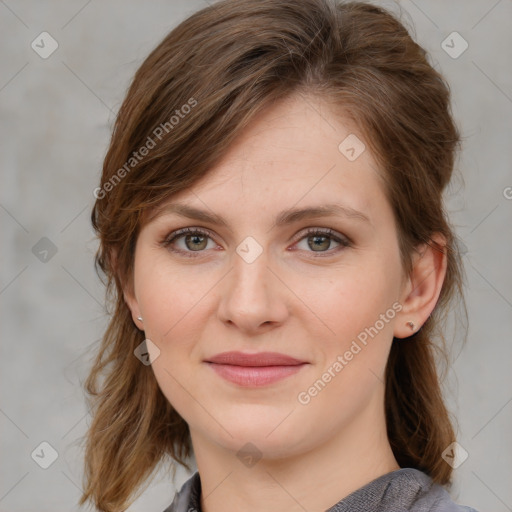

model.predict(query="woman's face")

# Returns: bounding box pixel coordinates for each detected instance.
[126,94,409,459]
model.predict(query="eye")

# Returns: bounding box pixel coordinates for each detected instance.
[292,228,351,256]
[161,226,351,258]
[162,227,218,257]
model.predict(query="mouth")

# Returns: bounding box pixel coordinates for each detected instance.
[204,351,309,387]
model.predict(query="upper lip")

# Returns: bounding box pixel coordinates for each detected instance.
[205,351,306,366]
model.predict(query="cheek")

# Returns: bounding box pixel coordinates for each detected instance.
[133,254,217,419]
[302,262,399,339]
[133,250,209,341]
[293,271,399,426]
[135,261,210,421]
[302,262,402,401]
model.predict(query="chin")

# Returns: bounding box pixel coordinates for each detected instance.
[208,408,313,457]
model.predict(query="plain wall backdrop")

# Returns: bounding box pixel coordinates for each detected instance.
[1,1,511,511]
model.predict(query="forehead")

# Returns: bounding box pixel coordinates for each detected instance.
[147,93,389,227]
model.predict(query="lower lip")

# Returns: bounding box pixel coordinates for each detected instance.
[205,362,307,387]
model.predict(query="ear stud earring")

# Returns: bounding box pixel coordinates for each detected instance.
[137,316,143,322]
[406,321,415,331]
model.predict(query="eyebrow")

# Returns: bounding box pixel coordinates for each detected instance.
[154,202,371,228]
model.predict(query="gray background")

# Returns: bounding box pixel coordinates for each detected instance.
[1,1,511,511]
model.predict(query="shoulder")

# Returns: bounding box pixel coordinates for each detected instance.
[327,468,480,512]
[385,468,480,512]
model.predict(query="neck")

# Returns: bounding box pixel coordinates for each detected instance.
[190,391,400,512]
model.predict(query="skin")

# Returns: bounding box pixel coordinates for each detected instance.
[124,93,447,512]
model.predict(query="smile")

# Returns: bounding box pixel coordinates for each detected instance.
[204,351,309,387]
[205,362,308,387]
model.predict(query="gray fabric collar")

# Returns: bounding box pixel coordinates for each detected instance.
[163,468,479,512]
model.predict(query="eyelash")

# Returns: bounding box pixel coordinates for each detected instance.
[161,227,352,259]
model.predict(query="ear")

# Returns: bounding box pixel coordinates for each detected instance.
[122,275,145,331]
[394,233,447,339]
[112,246,144,331]
[111,246,144,330]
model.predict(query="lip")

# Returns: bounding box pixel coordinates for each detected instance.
[205,351,306,366]
[204,351,308,387]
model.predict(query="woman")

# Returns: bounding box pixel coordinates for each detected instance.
[80,0,478,511]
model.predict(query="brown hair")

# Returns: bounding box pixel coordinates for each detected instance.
[80,0,465,510]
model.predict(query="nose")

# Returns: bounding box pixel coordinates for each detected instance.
[216,250,289,334]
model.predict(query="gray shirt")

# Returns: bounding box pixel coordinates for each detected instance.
[162,468,479,511]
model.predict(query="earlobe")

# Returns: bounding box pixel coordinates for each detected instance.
[394,233,447,339]
[405,320,416,331]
